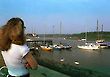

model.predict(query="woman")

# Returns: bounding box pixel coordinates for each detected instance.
[0,17,38,77]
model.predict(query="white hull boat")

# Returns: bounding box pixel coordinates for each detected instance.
[77,43,100,50]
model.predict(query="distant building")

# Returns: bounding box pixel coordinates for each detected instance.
[26,33,38,37]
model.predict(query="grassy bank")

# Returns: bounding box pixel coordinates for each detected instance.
[40,31,110,41]
[38,58,110,77]
[72,31,110,41]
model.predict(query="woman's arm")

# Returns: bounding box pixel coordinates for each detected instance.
[24,51,38,69]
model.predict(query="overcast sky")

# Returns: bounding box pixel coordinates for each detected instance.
[0,0,110,34]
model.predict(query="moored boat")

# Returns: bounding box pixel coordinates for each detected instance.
[96,40,108,48]
[40,46,53,51]
[77,43,100,50]
[51,44,72,50]
[63,45,72,49]
[52,45,63,50]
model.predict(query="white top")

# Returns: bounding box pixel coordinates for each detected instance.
[1,44,29,76]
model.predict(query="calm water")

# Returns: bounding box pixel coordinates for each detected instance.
[40,38,110,75]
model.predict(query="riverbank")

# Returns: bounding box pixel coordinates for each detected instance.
[38,58,110,77]
[29,65,69,77]
[37,31,110,41]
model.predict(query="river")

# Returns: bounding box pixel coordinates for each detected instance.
[38,38,110,75]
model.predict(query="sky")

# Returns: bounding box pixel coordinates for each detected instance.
[0,0,110,34]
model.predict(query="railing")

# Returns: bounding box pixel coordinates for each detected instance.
[0,66,8,77]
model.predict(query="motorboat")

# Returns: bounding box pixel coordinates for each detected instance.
[52,45,63,50]
[51,44,72,50]
[96,40,108,48]
[63,45,72,49]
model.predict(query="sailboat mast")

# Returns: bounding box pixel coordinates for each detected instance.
[85,31,87,42]
[53,25,55,34]
[85,25,87,42]
[59,21,62,44]
[60,21,62,35]
[96,20,99,40]
[101,24,103,40]
[101,24,103,32]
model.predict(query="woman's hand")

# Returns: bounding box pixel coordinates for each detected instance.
[24,51,38,70]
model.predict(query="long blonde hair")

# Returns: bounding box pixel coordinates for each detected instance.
[0,17,26,51]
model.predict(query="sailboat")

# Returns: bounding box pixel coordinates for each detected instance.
[40,26,53,52]
[77,43,100,50]
[77,26,100,50]
[95,20,108,48]
[40,45,53,51]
